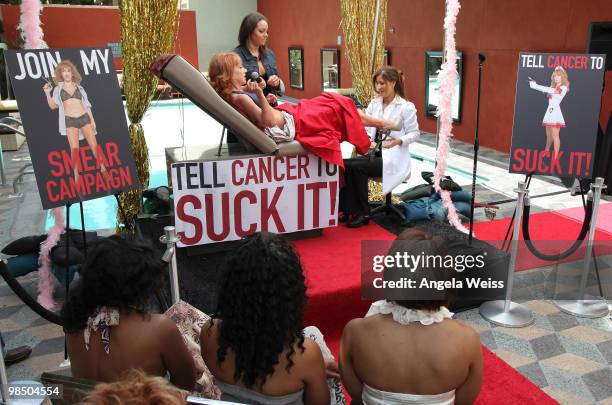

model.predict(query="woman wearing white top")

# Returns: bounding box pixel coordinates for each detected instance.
[339,66,420,228]
[528,66,570,157]
[339,229,483,404]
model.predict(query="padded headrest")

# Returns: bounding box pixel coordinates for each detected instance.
[150,54,278,155]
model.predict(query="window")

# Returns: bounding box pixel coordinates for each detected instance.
[383,48,391,66]
[320,48,340,90]
[425,51,463,122]
[288,47,304,89]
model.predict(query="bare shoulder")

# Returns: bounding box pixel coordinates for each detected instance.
[293,337,324,373]
[302,336,323,357]
[200,319,219,364]
[447,320,481,349]
[343,317,366,335]
[232,93,253,108]
[200,319,219,342]
[149,314,179,335]
[345,315,383,334]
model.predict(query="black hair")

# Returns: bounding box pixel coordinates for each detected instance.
[388,228,448,311]
[372,65,406,99]
[214,232,306,388]
[61,235,165,333]
[237,12,268,55]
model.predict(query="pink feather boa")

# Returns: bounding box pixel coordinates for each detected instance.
[38,208,64,310]
[433,0,468,233]
[18,0,47,49]
[19,0,62,308]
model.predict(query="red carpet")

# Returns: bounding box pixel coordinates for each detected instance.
[295,222,394,339]
[294,223,556,404]
[555,201,612,234]
[473,210,612,271]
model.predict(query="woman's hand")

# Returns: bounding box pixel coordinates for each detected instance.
[258,79,267,90]
[383,138,402,149]
[91,120,97,132]
[43,83,52,95]
[245,79,264,95]
[267,74,280,88]
[266,93,278,105]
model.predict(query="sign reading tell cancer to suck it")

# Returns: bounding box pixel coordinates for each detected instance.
[509,53,605,178]
[172,154,339,246]
[5,48,140,209]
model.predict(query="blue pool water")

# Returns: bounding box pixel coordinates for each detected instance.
[45,100,220,231]
[45,100,487,231]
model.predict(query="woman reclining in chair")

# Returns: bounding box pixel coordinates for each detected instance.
[208,52,399,169]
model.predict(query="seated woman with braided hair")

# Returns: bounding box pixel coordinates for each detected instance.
[208,52,400,169]
[61,236,196,391]
[200,232,342,405]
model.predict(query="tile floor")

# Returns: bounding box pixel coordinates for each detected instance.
[1,130,611,404]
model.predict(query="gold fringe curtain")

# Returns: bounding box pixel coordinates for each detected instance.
[341,0,395,203]
[339,0,387,107]
[118,0,180,230]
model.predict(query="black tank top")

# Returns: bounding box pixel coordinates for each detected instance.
[232,90,261,108]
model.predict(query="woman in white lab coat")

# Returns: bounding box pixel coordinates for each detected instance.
[339,66,420,228]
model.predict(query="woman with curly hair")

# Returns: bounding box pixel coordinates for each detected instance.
[81,369,186,405]
[61,236,196,391]
[43,60,105,183]
[200,232,335,405]
[208,52,400,170]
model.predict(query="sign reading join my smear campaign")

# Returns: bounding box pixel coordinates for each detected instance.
[5,48,139,209]
[172,154,339,246]
[509,53,605,178]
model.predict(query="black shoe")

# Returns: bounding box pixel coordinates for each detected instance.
[347,215,370,228]
[4,346,32,366]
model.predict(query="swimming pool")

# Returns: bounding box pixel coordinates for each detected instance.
[45,100,487,231]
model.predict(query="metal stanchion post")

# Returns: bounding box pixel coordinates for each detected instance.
[160,226,181,305]
[555,177,609,318]
[480,181,534,327]
[0,140,6,186]
[0,347,10,404]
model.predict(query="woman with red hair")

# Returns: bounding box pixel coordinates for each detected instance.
[208,52,399,170]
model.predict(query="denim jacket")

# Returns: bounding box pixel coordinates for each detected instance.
[233,45,282,96]
[402,190,472,222]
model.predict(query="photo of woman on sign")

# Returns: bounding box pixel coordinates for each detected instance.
[43,60,104,183]
[528,66,570,157]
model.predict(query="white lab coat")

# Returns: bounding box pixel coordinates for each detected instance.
[529,82,568,127]
[365,96,420,195]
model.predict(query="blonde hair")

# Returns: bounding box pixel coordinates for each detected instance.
[80,369,186,405]
[550,66,569,89]
[208,52,242,101]
[53,60,82,85]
